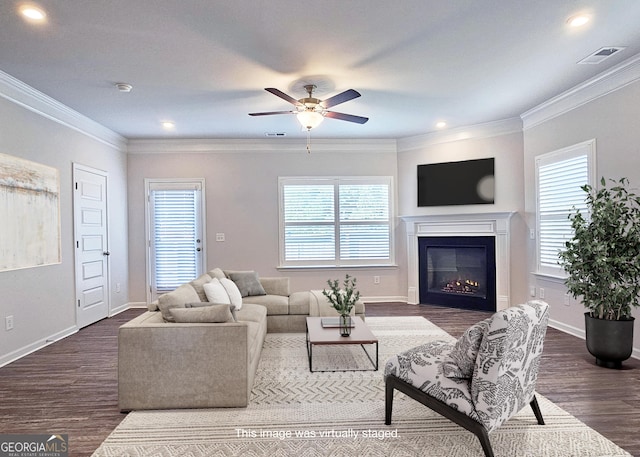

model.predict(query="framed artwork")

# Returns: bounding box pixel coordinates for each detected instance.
[0,152,61,271]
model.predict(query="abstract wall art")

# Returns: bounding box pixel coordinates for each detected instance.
[0,152,61,271]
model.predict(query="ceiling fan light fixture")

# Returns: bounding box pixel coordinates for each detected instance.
[296,110,324,130]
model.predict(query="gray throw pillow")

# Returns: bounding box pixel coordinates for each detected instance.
[228,271,267,297]
[169,304,235,323]
[186,302,237,321]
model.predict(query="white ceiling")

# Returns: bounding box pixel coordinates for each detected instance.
[2,0,640,140]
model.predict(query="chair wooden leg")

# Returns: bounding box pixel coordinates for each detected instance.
[385,378,394,425]
[529,395,545,425]
[476,428,495,457]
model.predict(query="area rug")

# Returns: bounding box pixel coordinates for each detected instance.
[93,317,631,457]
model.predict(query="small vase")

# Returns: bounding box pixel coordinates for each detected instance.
[339,314,352,337]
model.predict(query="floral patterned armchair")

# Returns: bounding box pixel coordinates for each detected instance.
[384,300,549,457]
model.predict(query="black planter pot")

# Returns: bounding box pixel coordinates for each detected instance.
[584,313,635,369]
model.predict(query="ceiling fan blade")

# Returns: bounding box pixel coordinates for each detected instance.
[321,89,361,108]
[248,110,295,116]
[324,111,369,124]
[265,88,302,106]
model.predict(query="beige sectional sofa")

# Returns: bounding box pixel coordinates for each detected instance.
[118,268,365,411]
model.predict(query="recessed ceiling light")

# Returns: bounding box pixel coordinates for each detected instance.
[436,121,447,129]
[18,4,47,22]
[567,14,590,27]
[161,121,175,130]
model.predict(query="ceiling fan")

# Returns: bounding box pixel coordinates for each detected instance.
[249,84,369,130]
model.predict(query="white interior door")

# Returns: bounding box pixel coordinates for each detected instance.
[74,164,109,328]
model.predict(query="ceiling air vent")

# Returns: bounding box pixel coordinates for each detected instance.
[578,47,626,64]
[265,132,287,137]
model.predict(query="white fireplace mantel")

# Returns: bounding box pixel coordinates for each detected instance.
[400,212,516,310]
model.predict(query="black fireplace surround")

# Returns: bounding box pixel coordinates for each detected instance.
[418,236,496,312]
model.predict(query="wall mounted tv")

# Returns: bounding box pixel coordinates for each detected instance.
[417,158,495,207]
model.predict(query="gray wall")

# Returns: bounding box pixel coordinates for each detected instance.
[396,127,529,304]
[523,78,640,354]
[0,96,129,366]
[126,141,404,303]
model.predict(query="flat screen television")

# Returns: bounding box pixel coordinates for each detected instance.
[417,158,495,207]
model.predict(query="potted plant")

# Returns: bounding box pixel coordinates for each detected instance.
[558,177,640,368]
[322,274,360,337]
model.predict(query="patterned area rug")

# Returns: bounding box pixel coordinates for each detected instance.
[93,317,631,457]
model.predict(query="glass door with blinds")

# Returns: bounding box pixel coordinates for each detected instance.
[145,179,206,302]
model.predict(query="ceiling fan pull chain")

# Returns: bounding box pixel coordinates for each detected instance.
[306,128,312,153]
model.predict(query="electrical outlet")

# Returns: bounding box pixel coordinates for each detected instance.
[564,294,571,306]
[529,286,536,297]
[116,282,121,293]
[529,229,535,240]
[5,315,14,331]
[539,288,545,299]
[216,233,225,242]
[373,276,380,285]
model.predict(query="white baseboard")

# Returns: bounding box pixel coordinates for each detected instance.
[109,303,130,316]
[0,325,77,368]
[125,302,148,309]
[548,318,585,339]
[361,296,408,303]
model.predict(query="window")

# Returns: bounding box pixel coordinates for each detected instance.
[145,179,206,301]
[279,177,394,267]
[535,140,595,276]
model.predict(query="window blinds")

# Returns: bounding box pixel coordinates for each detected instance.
[536,141,593,276]
[280,177,393,267]
[151,188,199,291]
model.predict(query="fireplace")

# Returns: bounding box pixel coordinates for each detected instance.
[401,212,515,311]
[418,236,496,311]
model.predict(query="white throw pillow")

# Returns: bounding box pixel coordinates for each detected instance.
[203,278,231,305]
[220,277,243,310]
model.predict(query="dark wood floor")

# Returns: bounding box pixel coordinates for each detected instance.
[0,303,638,457]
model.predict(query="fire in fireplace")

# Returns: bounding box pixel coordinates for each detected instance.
[418,236,496,311]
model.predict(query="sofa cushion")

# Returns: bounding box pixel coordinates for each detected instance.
[203,278,231,304]
[220,278,243,311]
[208,268,226,280]
[235,303,268,323]
[189,273,212,301]
[243,294,289,315]
[229,271,267,297]
[157,283,201,322]
[289,291,310,315]
[259,277,290,297]
[169,304,235,323]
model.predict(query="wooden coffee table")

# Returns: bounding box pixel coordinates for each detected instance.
[305,316,379,372]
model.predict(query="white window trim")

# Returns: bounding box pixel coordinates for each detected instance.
[534,139,596,277]
[278,176,395,268]
[144,178,207,303]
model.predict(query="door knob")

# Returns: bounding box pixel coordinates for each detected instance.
[103,251,111,256]
[196,248,201,252]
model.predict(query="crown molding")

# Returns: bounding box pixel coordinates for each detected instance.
[127,138,397,154]
[396,118,522,152]
[0,70,126,151]
[521,52,640,130]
